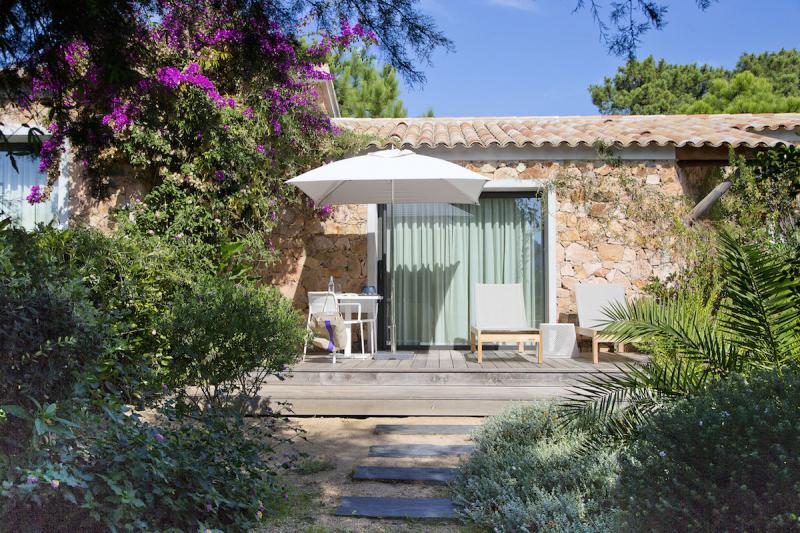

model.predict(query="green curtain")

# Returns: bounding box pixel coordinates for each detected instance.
[388,196,545,347]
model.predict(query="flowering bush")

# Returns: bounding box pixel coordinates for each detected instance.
[616,367,800,532]
[1,403,299,531]
[451,402,620,532]
[17,1,373,266]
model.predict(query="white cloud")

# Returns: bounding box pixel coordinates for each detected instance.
[486,0,538,12]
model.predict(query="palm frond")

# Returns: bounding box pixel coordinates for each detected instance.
[717,231,800,365]
[561,357,707,447]
[599,296,743,374]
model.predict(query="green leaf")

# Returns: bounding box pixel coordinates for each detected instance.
[1,404,33,421]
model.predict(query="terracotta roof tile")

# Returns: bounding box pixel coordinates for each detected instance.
[334,114,800,150]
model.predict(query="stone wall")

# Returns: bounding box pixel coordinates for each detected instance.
[262,204,368,310]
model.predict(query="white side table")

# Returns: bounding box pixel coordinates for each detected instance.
[540,323,579,358]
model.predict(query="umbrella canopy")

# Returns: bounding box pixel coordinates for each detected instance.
[287,149,488,205]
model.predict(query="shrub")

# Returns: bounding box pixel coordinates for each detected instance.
[1,403,295,532]
[0,223,108,429]
[450,402,620,533]
[616,367,800,532]
[164,277,305,410]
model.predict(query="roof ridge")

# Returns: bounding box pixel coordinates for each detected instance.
[333,112,800,122]
[332,114,800,150]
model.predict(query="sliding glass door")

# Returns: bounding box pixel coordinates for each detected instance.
[383,193,545,347]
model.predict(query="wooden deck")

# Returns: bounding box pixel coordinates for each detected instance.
[261,350,646,416]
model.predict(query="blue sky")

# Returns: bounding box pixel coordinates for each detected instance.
[396,0,800,117]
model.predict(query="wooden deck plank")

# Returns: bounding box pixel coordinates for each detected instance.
[352,466,457,484]
[439,350,454,369]
[451,350,467,369]
[369,444,476,457]
[396,357,414,369]
[335,496,456,519]
[411,353,429,368]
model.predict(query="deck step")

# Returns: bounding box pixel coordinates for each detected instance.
[374,424,478,435]
[352,466,457,484]
[369,444,476,457]
[260,384,567,416]
[335,496,456,519]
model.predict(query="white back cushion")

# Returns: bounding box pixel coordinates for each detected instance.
[474,283,529,330]
[575,283,625,329]
[307,292,338,314]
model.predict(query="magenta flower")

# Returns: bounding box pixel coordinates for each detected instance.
[154,432,166,443]
[242,107,254,119]
[26,185,46,204]
[214,170,225,182]
[256,144,265,154]
[26,475,39,485]
[50,479,60,489]
[102,98,137,132]
[155,63,228,108]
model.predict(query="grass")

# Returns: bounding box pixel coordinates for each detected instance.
[295,456,336,475]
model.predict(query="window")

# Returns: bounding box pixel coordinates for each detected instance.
[381,193,546,347]
[0,148,65,230]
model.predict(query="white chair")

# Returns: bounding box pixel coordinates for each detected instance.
[575,283,627,364]
[303,292,370,363]
[469,283,542,365]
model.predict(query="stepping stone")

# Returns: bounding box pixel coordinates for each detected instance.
[369,444,476,457]
[335,496,456,519]
[353,466,457,484]
[374,424,478,435]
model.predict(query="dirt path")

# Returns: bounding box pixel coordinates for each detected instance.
[263,416,483,533]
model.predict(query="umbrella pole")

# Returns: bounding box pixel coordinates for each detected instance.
[390,180,397,353]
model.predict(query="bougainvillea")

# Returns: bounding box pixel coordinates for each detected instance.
[18,0,372,263]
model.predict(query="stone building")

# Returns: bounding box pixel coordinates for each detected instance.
[3,109,799,347]
[265,114,800,345]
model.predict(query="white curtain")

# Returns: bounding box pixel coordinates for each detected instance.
[0,151,59,230]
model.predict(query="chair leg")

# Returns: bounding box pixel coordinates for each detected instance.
[360,322,365,356]
[477,331,483,364]
[470,329,475,353]
[592,336,600,365]
[518,341,524,354]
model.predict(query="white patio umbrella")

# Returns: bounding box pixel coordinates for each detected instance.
[288,148,488,353]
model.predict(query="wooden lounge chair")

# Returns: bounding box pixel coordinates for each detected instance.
[469,283,542,365]
[575,283,627,364]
